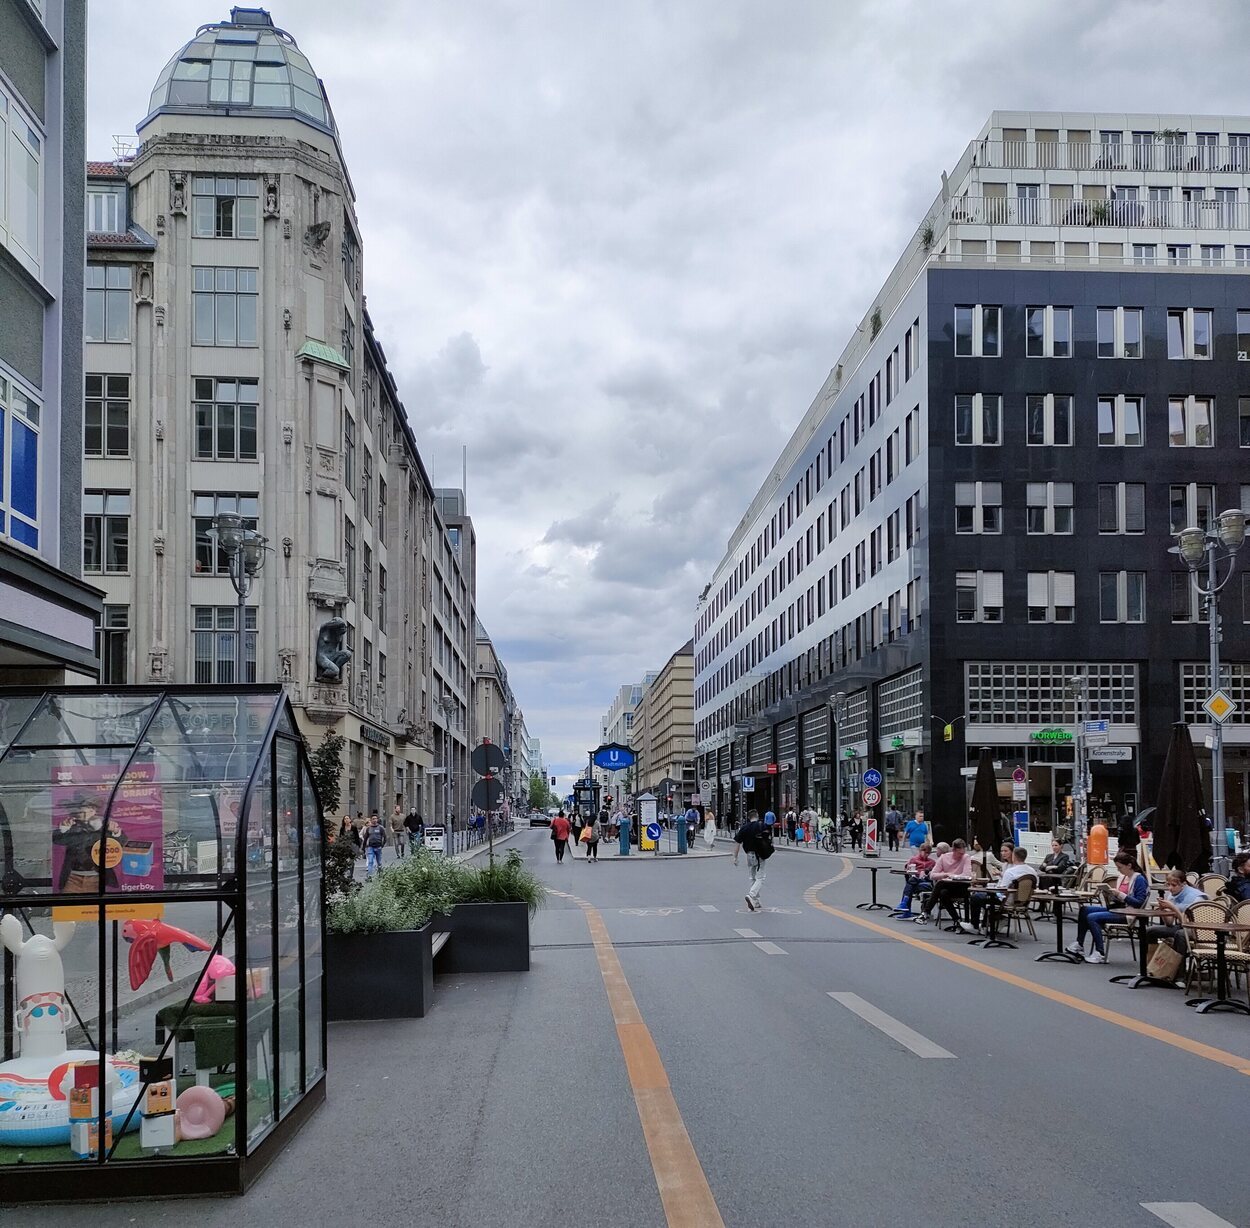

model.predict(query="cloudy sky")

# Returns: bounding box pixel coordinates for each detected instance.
[87,0,1250,788]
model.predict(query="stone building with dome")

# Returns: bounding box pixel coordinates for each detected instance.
[82,7,476,822]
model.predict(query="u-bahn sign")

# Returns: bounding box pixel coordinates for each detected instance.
[592,743,636,772]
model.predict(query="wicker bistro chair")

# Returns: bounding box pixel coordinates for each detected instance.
[994,875,1039,941]
[1217,898,1250,1005]
[1182,898,1233,997]
[1198,874,1228,898]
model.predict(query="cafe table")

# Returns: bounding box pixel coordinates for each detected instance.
[1031,889,1093,963]
[966,885,1017,950]
[1108,907,1183,990]
[856,862,892,911]
[1185,922,1250,1016]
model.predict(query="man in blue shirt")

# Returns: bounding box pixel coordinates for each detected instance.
[903,814,928,850]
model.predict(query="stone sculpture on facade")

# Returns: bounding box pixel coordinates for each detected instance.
[314,616,352,681]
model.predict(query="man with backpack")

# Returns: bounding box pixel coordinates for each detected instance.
[733,809,775,912]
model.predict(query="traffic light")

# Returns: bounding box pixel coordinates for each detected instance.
[943,723,953,742]
[550,776,556,786]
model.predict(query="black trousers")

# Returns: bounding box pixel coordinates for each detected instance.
[928,881,970,923]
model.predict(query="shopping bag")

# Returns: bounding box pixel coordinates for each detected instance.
[580,826,593,843]
[1145,941,1183,981]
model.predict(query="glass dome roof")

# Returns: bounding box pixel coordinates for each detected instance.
[143,8,336,137]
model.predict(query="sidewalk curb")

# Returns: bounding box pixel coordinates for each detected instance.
[454,828,522,863]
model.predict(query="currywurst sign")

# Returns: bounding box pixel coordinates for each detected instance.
[592,743,636,772]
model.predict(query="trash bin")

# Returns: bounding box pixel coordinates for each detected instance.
[676,817,688,854]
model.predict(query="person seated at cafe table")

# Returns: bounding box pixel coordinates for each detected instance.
[1039,839,1074,886]
[891,841,939,917]
[1144,869,1208,962]
[963,846,1040,934]
[1066,850,1149,963]
[915,839,973,926]
[1221,852,1250,903]
[969,839,1004,881]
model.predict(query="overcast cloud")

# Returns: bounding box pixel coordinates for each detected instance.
[87,0,1250,788]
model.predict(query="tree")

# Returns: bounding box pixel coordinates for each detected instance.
[528,771,554,811]
[308,729,346,817]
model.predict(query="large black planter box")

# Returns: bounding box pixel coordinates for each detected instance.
[326,924,434,1020]
[435,901,531,973]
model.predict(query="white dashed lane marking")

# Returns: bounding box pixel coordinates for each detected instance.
[697,904,719,912]
[827,992,955,1059]
[1142,1204,1237,1228]
[733,928,761,939]
[753,941,787,955]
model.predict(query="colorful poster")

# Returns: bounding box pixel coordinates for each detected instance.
[50,764,164,895]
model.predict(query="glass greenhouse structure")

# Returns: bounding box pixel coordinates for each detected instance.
[0,686,325,1201]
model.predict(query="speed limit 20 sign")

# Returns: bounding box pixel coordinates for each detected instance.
[862,786,882,807]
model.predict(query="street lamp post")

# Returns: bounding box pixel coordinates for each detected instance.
[1173,508,1249,867]
[1064,674,1089,852]
[829,691,848,823]
[213,510,268,684]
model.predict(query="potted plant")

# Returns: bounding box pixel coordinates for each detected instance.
[325,849,544,1019]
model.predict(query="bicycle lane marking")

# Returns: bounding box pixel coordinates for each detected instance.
[803,874,1250,1077]
[548,887,725,1228]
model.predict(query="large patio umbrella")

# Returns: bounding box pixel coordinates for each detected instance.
[1152,722,1210,873]
[969,747,1002,870]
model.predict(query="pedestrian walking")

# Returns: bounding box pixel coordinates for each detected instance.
[584,812,603,862]
[784,808,798,844]
[703,807,718,849]
[404,808,424,851]
[885,806,901,853]
[570,809,584,848]
[390,804,407,858]
[362,813,387,878]
[733,809,775,911]
[550,811,571,864]
[851,813,864,851]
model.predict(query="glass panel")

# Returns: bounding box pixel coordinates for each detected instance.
[0,693,41,745]
[245,748,276,1150]
[1123,309,1142,358]
[17,693,160,747]
[1123,399,1143,445]
[1097,308,1114,357]
[275,739,302,1114]
[1026,307,1044,356]
[301,768,324,1089]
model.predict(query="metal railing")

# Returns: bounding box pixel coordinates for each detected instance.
[975,138,1250,175]
[950,194,1250,231]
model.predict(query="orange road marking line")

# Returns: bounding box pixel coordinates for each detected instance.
[804,876,1250,1076]
[550,889,725,1227]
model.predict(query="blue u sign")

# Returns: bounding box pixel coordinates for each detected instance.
[592,743,637,772]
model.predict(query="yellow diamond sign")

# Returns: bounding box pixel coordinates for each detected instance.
[1203,690,1237,723]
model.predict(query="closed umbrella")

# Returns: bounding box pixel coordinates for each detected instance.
[1152,722,1210,874]
[970,747,1001,871]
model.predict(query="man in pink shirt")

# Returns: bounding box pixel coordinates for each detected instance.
[914,838,972,925]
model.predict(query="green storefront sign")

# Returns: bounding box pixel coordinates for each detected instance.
[1030,727,1073,743]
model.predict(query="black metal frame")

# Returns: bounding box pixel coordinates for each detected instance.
[0,685,327,1203]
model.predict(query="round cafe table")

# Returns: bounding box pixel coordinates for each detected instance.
[1108,907,1183,991]
[856,863,891,911]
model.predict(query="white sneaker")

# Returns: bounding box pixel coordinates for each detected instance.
[912,914,929,925]
[1065,941,1084,956]
[958,921,977,935]
[1086,951,1107,964]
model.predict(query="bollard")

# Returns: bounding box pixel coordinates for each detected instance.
[619,818,630,856]
[676,817,688,854]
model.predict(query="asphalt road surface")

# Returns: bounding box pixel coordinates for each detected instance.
[14,828,1247,1227]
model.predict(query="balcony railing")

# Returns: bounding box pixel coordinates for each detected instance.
[975,138,1250,174]
[949,194,1250,230]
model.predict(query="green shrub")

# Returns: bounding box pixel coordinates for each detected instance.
[326,848,545,935]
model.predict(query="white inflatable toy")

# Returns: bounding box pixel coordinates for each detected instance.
[0,914,140,1148]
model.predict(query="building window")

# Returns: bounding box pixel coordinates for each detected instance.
[193,606,257,684]
[342,215,358,290]
[378,564,387,626]
[956,571,1003,623]
[1024,306,1072,357]
[1168,396,1214,447]
[1171,573,1206,624]
[192,176,259,238]
[94,605,129,684]
[1168,484,1215,535]
[84,374,130,458]
[1167,244,1191,267]
[192,492,258,573]
[1098,483,1146,534]
[966,662,1138,726]
[362,543,372,618]
[193,377,259,459]
[953,305,1000,356]
[1100,572,1146,624]
[954,394,1001,445]
[192,267,258,346]
[1132,243,1157,265]
[85,265,132,343]
[361,451,372,522]
[1167,308,1213,359]
[1026,394,1073,445]
[1096,307,1142,358]
[1027,572,1075,623]
[378,476,387,542]
[344,413,356,490]
[344,516,356,600]
[82,490,131,573]
[1026,482,1073,534]
[1097,395,1144,446]
[1240,398,1250,447]
[0,372,40,549]
[0,83,42,274]
[343,309,355,372]
[86,186,123,234]
[1201,244,1224,267]
[954,481,1001,534]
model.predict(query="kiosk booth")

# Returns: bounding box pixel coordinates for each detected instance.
[0,685,325,1202]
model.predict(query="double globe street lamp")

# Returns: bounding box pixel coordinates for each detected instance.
[213,510,269,684]
[1172,507,1249,867]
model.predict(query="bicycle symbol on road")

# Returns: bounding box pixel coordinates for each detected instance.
[735,906,802,915]
[619,907,684,916]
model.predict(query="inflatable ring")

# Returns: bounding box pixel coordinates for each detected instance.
[175,1085,226,1139]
